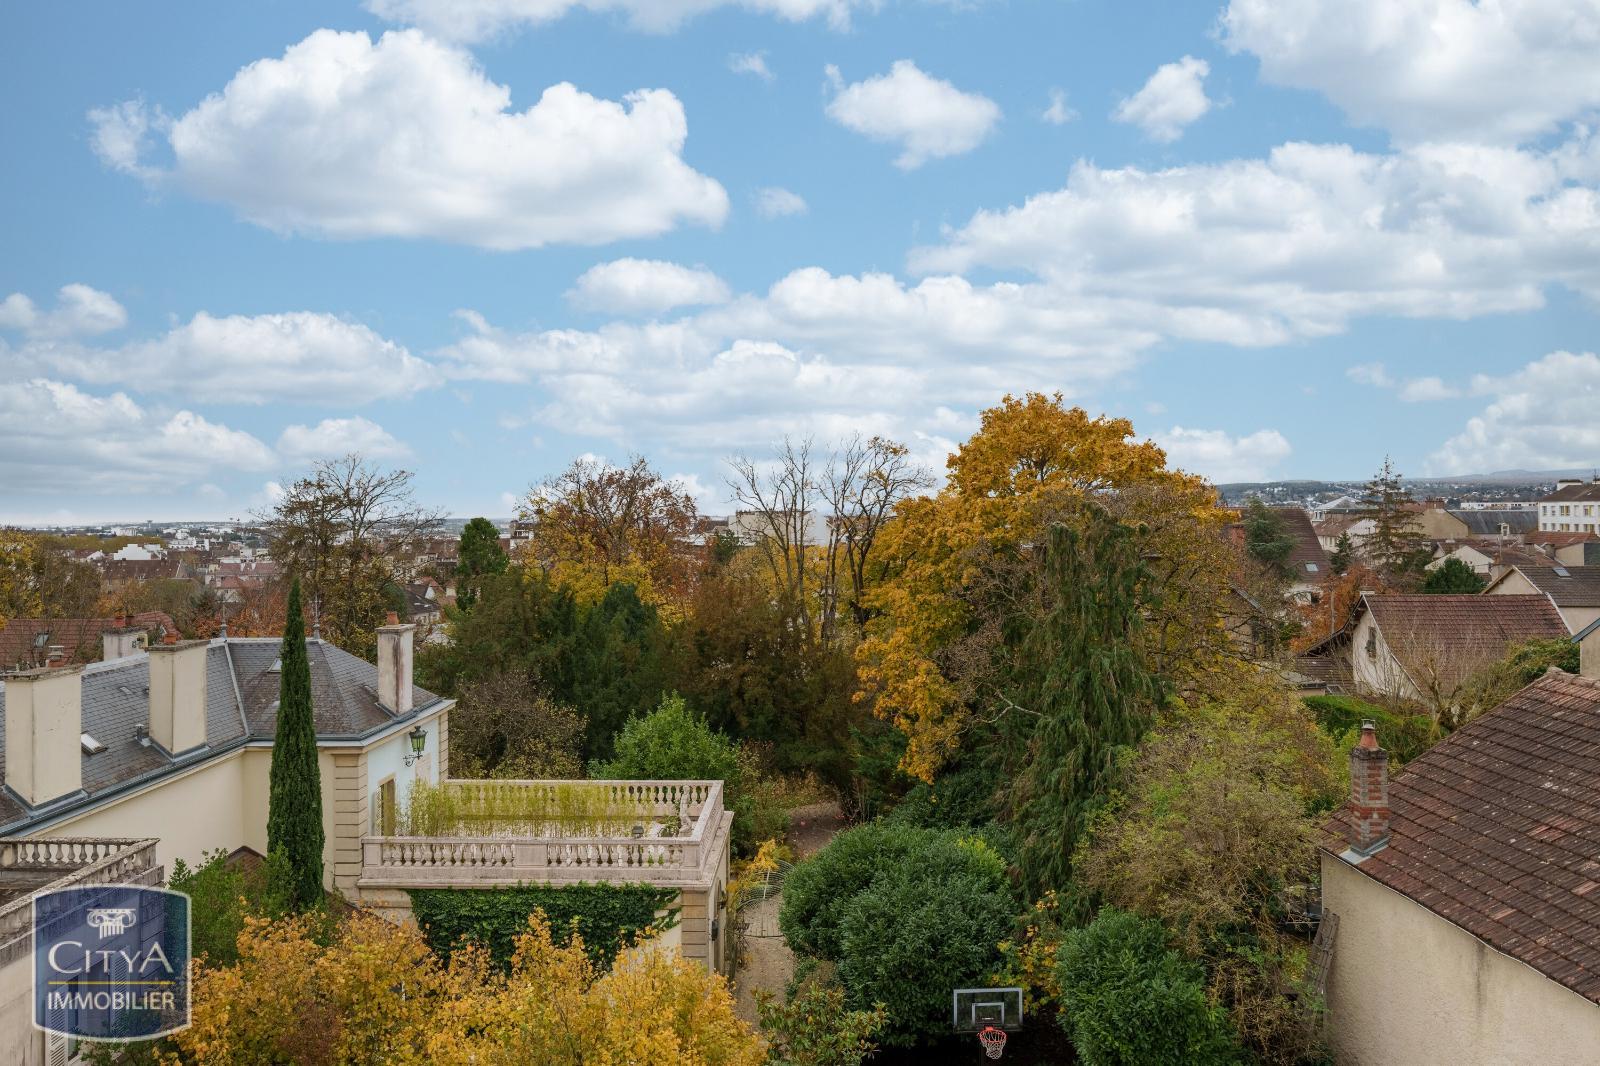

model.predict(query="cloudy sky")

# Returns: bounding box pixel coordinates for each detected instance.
[4,0,1600,523]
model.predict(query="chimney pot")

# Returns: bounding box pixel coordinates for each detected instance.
[386,610,399,626]
[163,631,177,645]
[1358,720,1379,749]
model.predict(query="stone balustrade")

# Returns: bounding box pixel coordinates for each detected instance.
[359,779,725,889]
[0,837,161,966]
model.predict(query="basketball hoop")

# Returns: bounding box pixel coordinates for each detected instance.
[977,1025,1007,1059]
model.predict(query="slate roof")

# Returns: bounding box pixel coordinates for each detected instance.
[0,612,176,670]
[1447,509,1538,536]
[1499,565,1600,608]
[0,638,443,833]
[1323,671,1600,1005]
[1364,594,1569,690]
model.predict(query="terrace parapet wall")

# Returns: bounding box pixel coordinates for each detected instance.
[356,779,730,892]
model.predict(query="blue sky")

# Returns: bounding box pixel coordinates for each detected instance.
[3,0,1599,523]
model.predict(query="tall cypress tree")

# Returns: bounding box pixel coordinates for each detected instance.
[1005,509,1166,899]
[268,576,324,910]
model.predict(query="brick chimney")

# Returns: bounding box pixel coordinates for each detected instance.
[148,639,209,753]
[1349,721,1391,854]
[102,618,146,662]
[3,664,84,807]
[377,613,415,715]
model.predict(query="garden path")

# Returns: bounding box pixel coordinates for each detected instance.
[732,800,845,1023]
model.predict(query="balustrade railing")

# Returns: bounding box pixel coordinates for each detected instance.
[0,838,160,957]
[361,780,725,887]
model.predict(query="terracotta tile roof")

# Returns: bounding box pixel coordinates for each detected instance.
[1323,671,1600,1004]
[1278,507,1332,580]
[1541,482,1600,503]
[1505,566,1600,608]
[1529,532,1599,548]
[1364,594,1569,690]
[0,612,176,670]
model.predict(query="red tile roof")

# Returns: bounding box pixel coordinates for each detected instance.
[1364,594,1569,690]
[1323,671,1600,1004]
[0,612,176,670]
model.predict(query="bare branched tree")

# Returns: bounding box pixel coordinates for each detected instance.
[728,435,930,643]
[822,435,933,632]
[258,454,442,657]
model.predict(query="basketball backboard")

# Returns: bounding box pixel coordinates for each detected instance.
[952,987,1024,1032]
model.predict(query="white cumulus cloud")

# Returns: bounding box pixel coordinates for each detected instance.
[0,284,127,339]
[1154,426,1292,483]
[5,304,438,405]
[1222,0,1600,145]
[567,259,732,315]
[0,379,274,494]
[729,51,774,81]
[914,137,1600,344]
[278,417,411,461]
[1042,88,1077,125]
[368,0,866,41]
[825,60,1001,170]
[1429,351,1600,473]
[1112,55,1211,143]
[91,29,728,249]
[754,186,808,217]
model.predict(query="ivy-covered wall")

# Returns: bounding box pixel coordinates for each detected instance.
[408,882,679,968]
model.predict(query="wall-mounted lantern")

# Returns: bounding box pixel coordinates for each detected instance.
[403,724,428,766]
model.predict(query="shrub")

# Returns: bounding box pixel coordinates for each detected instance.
[1056,909,1239,1066]
[782,823,1016,1046]
[1304,694,1432,764]
[168,848,296,966]
[834,839,1015,1045]
[758,968,888,1066]
[1505,636,1580,683]
[598,694,764,851]
[779,821,932,959]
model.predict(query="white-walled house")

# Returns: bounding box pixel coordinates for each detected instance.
[0,617,732,1064]
[1538,478,1600,534]
[1347,593,1567,703]
[1319,626,1600,1065]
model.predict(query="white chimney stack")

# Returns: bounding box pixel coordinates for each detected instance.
[377,612,415,715]
[148,639,209,753]
[101,618,146,662]
[3,664,84,807]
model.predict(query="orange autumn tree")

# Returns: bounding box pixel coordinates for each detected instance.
[856,393,1237,780]
[170,911,765,1066]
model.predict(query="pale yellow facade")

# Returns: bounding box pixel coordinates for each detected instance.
[32,706,448,895]
[1322,853,1600,1066]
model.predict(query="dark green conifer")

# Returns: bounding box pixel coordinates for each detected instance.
[267,576,324,910]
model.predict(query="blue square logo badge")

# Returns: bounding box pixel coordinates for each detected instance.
[33,884,191,1041]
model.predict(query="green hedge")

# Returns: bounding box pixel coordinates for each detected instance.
[408,882,678,968]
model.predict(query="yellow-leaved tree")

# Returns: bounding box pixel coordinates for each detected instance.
[168,912,765,1066]
[0,529,42,629]
[856,393,1238,780]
